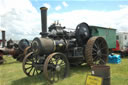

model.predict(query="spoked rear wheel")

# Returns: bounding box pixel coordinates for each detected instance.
[85,37,109,66]
[43,52,69,83]
[22,52,42,76]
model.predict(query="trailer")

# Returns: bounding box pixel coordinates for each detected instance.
[0,29,31,64]
[116,32,128,51]
[113,32,128,57]
[90,26,116,49]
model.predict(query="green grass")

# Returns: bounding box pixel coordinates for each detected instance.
[0,56,128,85]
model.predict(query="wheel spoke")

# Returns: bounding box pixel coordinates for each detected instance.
[56,57,61,65]
[36,69,39,74]
[25,62,32,65]
[54,56,61,65]
[99,40,104,47]
[92,52,97,56]
[50,71,54,80]
[94,41,99,49]
[100,47,107,50]
[35,55,38,63]
[50,58,56,65]
[56,72,59,80]
[59,60,64,66]
[94,43,98,49]
[33,68,36,76]
[52,71,55,82]
[27,58,33,62]
[93,56,98,61]
[60,68,65,77]
[25,66,32,70]
[93,54,106,65]
[28,66,33,74]
[92,48,97,52]
[100,58,105,64]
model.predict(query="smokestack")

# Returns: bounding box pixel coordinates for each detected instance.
[2,31,5,47]
[40,7,48,37]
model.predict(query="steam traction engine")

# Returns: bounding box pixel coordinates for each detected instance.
[22,7,109,83]
[0,29,30,64]
[0,38,30,64]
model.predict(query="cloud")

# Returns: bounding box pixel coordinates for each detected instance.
[34,0,38,2]
[55,6,62,11]
[119,5,128,8]
[43,3,51,9]
[0,0,41,40]
[62,1,68,7]
[1,0,128,41]
[48,5,128,32]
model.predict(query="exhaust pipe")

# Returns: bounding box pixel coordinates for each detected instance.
[40,7,48,37]
[2,31,5,47]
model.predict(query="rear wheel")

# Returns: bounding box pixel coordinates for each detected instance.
[85,37,108,66]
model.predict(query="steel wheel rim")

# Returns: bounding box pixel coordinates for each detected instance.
[43,52,69,83]
[22,52,42,76]
[85,37,108,66]
[24,46,31,56]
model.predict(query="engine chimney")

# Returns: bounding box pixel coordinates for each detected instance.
[2,31,5,47]
[40,7,48,37]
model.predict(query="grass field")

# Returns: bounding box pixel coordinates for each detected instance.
[0,56,128,85]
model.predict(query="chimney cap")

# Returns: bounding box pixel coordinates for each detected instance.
[40,7,48,10]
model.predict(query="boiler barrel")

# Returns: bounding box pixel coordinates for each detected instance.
[0,48,16,55]
[32,38,54,55]
[31,37,66,55]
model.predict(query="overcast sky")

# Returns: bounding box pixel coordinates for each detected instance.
[0,0,128,40]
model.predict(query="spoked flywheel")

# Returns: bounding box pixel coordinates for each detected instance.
[75,22,91,46]
[85,36,109,66]
[22,52,43,76]
[43,52,69,83]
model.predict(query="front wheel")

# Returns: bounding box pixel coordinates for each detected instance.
[22,52,42,76]
[43,52,70,83]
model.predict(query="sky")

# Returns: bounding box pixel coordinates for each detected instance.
[0,0,128,40]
